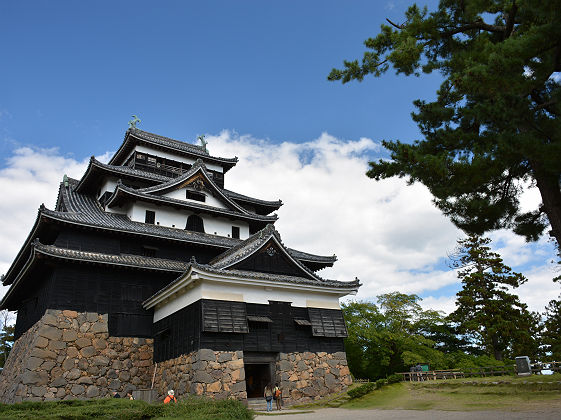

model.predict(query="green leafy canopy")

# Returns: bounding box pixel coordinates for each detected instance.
[329,0,561,252]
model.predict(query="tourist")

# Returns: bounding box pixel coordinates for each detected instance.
[112,391,120,398]
[126,392,134,400]
[263,383,273,412]
[273,383,282,410]
[164,389,177,404]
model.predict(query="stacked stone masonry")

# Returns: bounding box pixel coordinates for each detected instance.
[152,349,247,401]
[276,351,352,403]
[0,310,352,404]
[0,310,153,403]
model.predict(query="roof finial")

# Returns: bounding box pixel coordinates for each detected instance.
[128,115,141,130]
[197,135,208,153]
[63,174,69,188]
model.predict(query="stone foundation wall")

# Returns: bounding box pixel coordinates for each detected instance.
[276,351,352,403]
[0,309,154,403]
[152,349,247,401]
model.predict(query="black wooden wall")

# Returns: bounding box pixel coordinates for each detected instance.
[13,262,176,340]
[152,299,345,363]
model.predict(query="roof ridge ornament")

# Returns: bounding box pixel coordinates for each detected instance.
[197,135,208,153]
[128,115,141,130]
[63,174,69,188]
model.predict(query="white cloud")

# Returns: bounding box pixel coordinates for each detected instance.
[0,132,558,316]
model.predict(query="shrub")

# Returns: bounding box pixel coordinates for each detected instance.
[387,374,402,384]
[375,378,387,389]
[347,382,376,399]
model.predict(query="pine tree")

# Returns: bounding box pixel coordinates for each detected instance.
[543,296,561,360]
[448,235,538,360]
[329,1,561,252]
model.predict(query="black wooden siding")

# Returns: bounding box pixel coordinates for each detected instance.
[14,263,175,340]
[231,241,306,278]
[153,299,345,363]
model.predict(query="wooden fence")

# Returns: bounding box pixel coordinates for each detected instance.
[397,361,561,382]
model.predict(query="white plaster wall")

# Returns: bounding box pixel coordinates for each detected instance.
[98,177,118,199]
[135,145,224,173]
[162,188,227,209]
[153,279,342,322]
[126,202,249,238]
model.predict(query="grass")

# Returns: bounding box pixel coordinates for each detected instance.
[0,396,254,420]
[342,373,561,411]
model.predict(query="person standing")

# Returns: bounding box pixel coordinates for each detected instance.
[263,383,273,412]
[273,383,282,411]
[164,390,177,404]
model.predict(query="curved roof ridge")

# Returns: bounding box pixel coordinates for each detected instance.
[136,158,207,193]
[222,188,283,207]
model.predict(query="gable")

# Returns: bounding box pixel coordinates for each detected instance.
[161,174,228,209]
[228,239,312,278]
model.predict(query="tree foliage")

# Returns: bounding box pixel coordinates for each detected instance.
[448,235,540,360]
[0,310,15,368]
[543,296,561,360]
[329,0,561,252]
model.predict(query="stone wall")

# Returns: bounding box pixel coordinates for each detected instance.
[276,351,352,403]
[152,349,247,401]
[0,309,154,403]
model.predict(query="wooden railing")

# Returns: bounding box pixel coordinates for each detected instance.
[398,361,561,382]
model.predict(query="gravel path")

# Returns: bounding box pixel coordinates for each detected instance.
[254,407,560,420]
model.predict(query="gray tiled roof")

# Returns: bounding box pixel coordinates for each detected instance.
[144,259,360,306]
[34,242,189,272]
[210,224,323,281]
[109,129,238,168]
[222,189,282,208]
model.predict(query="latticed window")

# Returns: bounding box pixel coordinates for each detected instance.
[186,215,205,233]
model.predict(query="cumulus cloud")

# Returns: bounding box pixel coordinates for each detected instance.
[0,132,557,315]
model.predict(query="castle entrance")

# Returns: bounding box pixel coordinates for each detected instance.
[243,352,277,398]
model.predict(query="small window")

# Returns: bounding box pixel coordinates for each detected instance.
[186,215,205,233]
[136,153,146,161]
[186,190,206,202]
[147,156,157,164]
[145,210,156,224]
[142,247,157,257]
[232,226,240,239]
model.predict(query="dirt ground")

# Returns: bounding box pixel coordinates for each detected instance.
[254,407,561,420]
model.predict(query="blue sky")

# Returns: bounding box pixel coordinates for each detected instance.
[1,1,558,314]
[2,1,440,155]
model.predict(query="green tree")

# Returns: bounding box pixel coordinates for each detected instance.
[342,293,449,379]
[543,296,561,360]
[0,310,15,368]
[329,1,561,252]
[448,235,539,360]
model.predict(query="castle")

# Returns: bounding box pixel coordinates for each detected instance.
[0,127,359,403]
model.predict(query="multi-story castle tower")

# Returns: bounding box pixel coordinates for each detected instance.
[0,128,359,403]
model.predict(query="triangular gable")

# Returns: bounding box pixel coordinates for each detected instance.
[210,226,319,280]
[137,160,248,214]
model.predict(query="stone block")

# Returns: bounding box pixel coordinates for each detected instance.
[30,347,56,359]
[71,384,85,395]
[35,336,49,348]
[62,310,78,318]
[66,368,81,380]
[325,373,337,388]
[108,379,121,390]
[43,313,59,326]
[90,321,109,334]
[198,349,216,362]
[217,353,232,362]
[297,361,308,371]
[230,381,246,393]
[38,326,62,341]
[86,385,100,398]
[313,368,325,377]
[62,330,78,342]
[75,337,92,349]
[119,371,131,381]
[228,359,244,370]
[31,386,47,397]
[93,338,107,350]
[51,377,67,387]
[80,346,96,358]
[107,369,118,379]
[62,358,75,371]
[79,322,91,333]
[207,380,222,393]
[278,360,292,372]
[77,376,93,385]
[96,377,108,387]
[86,313,98,323]
[231,368,245,382]
[78,359,89,370]
[333,352,346,360]
[67,347,79,358]
[193,371,213,384]
[41,360,57,372]
[48,340,66,351]
[191,382,204,395]
[25,357,43,371]
[22,370,49,386]
[92,355,110,366]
